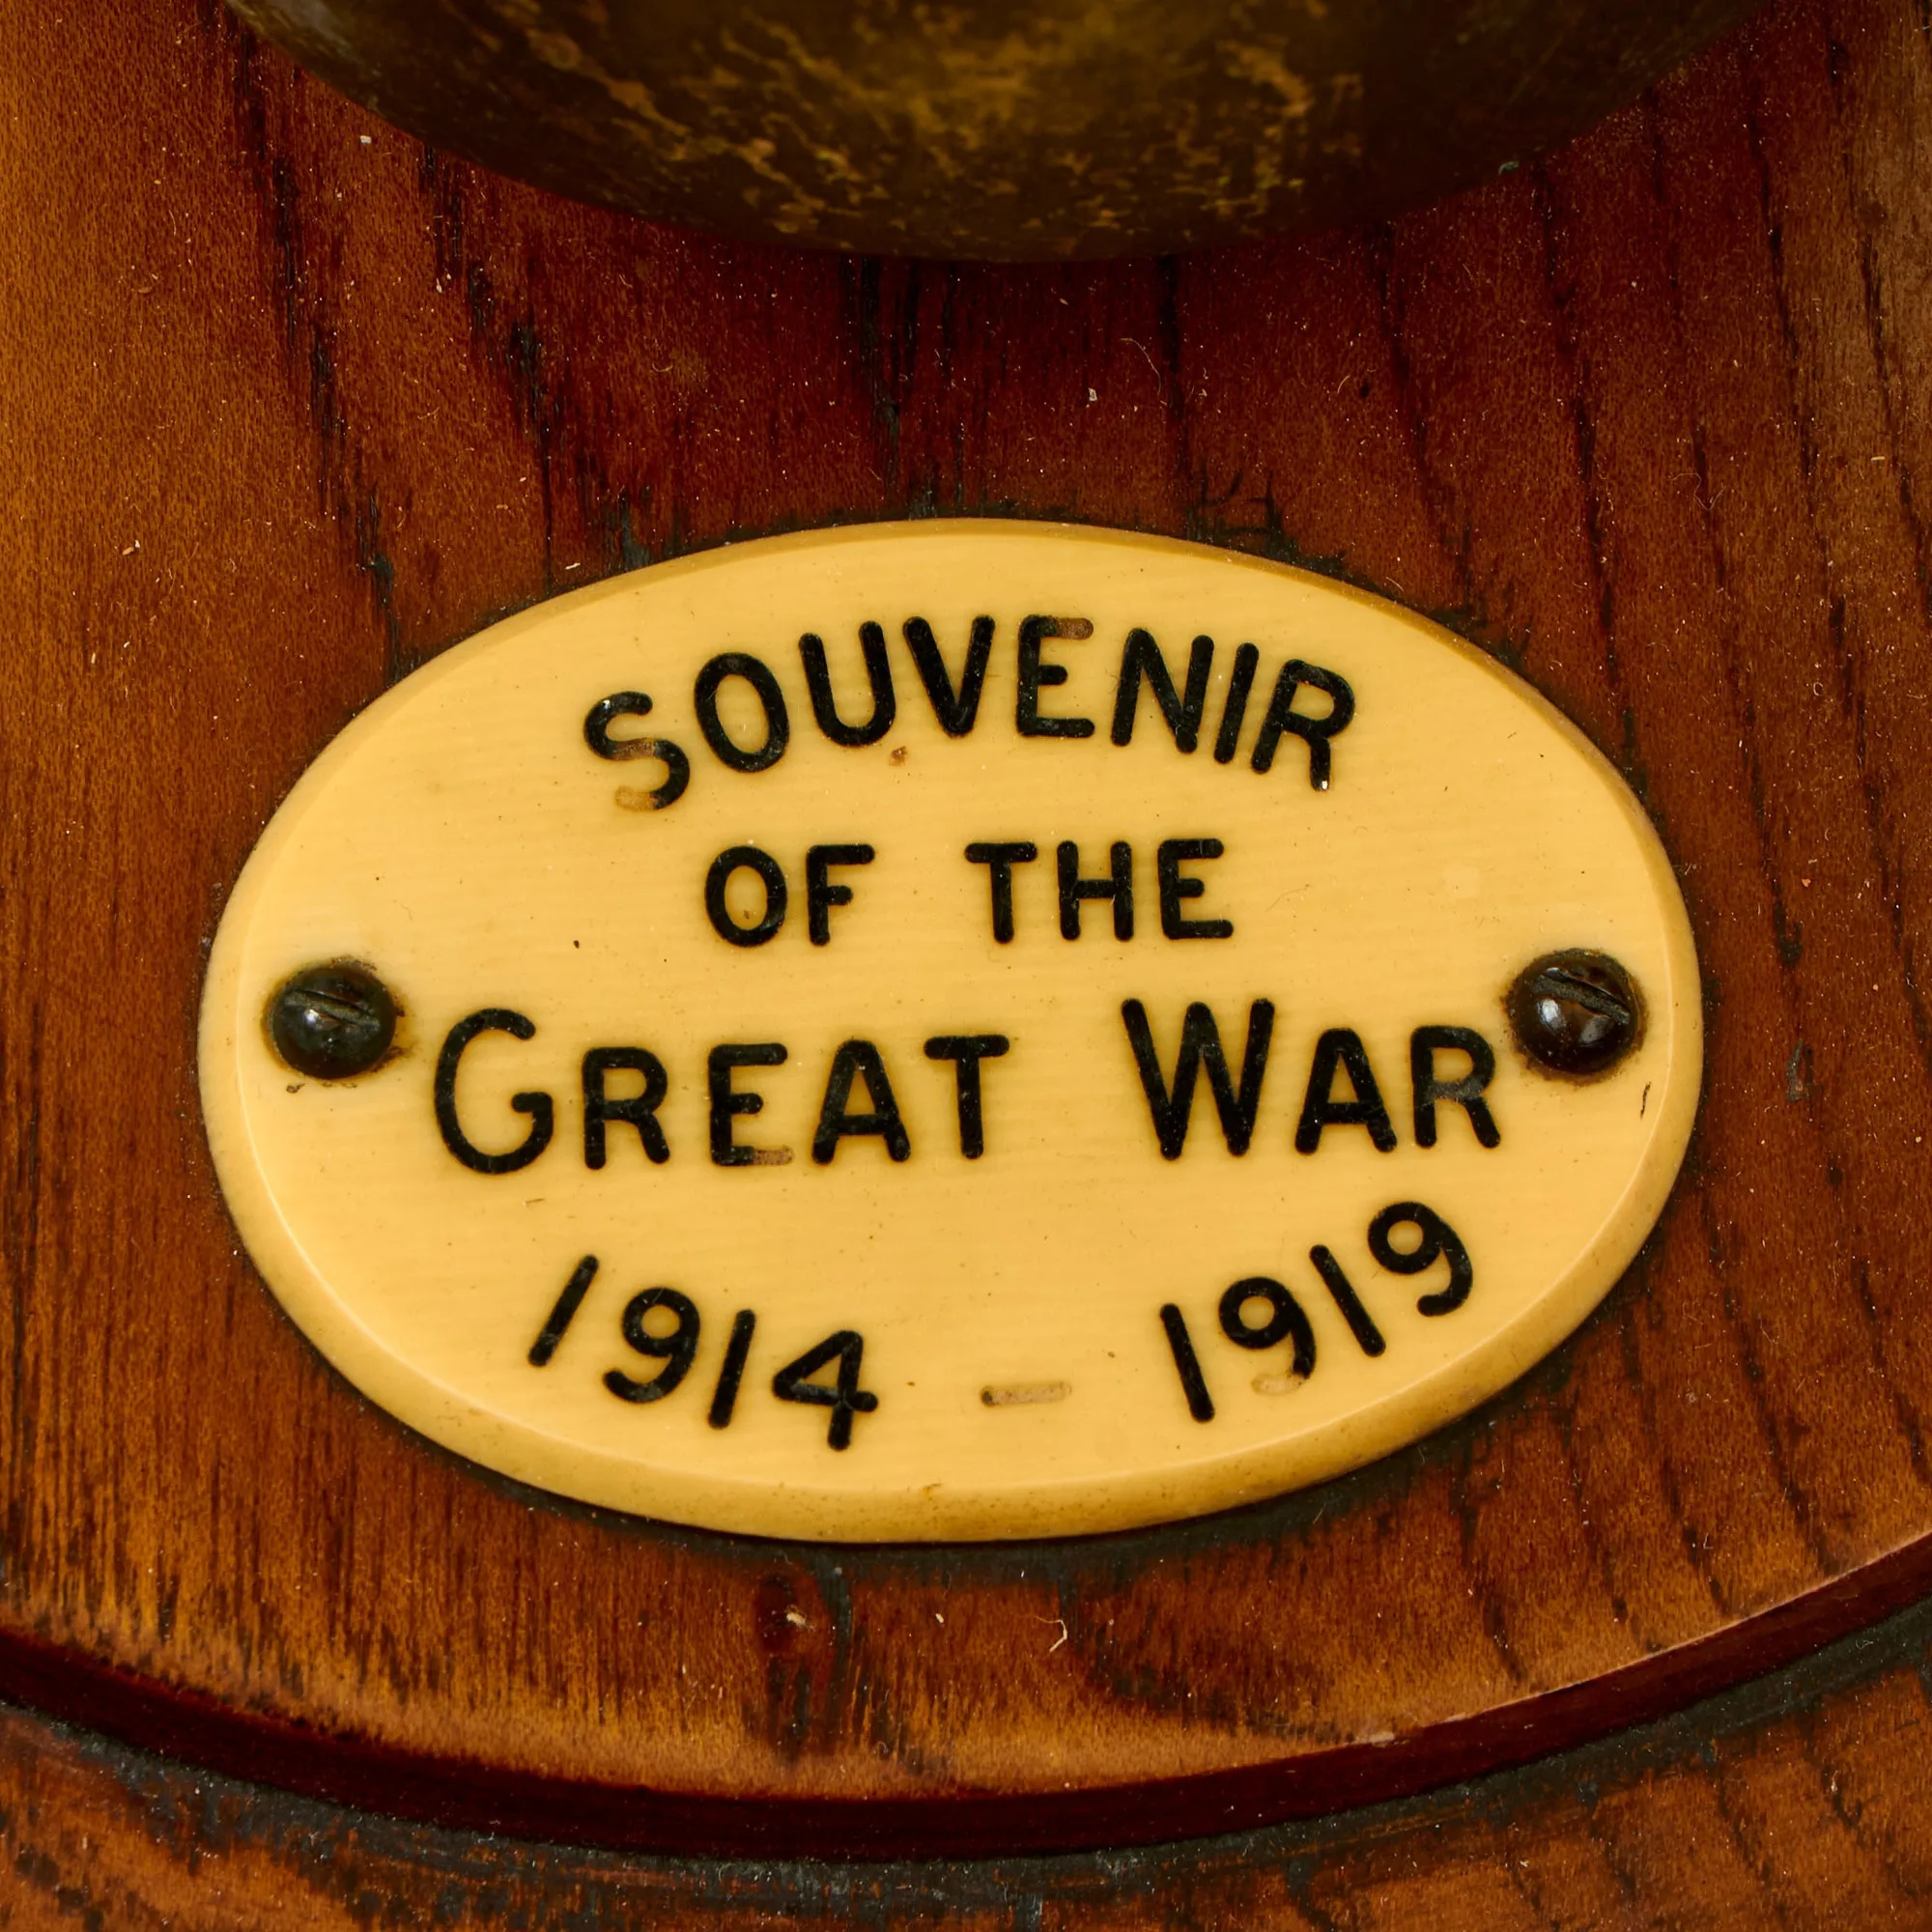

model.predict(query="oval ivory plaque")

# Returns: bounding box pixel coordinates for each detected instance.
[201,522,1700,1542]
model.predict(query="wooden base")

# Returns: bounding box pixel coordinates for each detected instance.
[6,0,1932,1913]
[8,1594,1932,1924]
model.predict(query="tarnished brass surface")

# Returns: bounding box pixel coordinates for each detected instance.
[227,0,1764,258]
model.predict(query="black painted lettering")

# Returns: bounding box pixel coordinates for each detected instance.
[1250,659,1356,789]
[1212,641,1260,764]
[923,1035,1010,1158]
[1122,999,1274,1157]
[806,843,875,946]
[705,845,787,947]
[1016,614,1095,738]
[1111,629,1212,753]
[1294,1029,1398,1152]
[1310,1245,1386,1356]
[1218,1277,1316,1378]
[903,615,993,736]
[799,624,895,746]
[694,652,790,772]
[434,1009,554,1175]
[582,1048,671,1168]
[1409,1026,1501,1149]
[1057,839,1133,940]
[527,1254,598,1367]
[1159,1304,1215,1422]
[605,1287,701,1404]
[708,1309,757,1428]
[582,692,691,809]
[1369,1202,1473,1315]
[708,1042,790,1166]
[771,1330,878,1450]
[1156,838,1234,939]
[812,1039,912,1164]
[964,840,1037,943]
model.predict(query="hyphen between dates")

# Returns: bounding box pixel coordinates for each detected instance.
[426,613,1513,1448]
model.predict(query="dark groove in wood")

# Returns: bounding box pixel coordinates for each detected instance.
[5,1521,1932,1860]
[11,1527,1932,1923]
[10,0,1932,1910]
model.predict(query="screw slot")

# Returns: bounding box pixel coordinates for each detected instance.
[267,961,397,1080]
[1506,951,1642,1078]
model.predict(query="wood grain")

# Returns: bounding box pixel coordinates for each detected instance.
[7,1564,1932,1926]
[4,0,1932,1873]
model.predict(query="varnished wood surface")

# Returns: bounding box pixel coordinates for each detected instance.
[6,0,1932,1872]
[8,1577,1932,1925]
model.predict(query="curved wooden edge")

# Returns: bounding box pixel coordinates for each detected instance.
[8,1525,1932,1861]
[12,1591,1932,1932]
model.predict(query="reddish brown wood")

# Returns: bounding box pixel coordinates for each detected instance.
[7,1579,1932,1926]
[4,0,1932,1881]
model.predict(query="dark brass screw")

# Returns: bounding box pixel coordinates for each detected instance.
[267,961,397,1080]
[1506,951,1642,1077]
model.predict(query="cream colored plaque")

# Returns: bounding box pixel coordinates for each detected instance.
[200,522,1700,1541]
